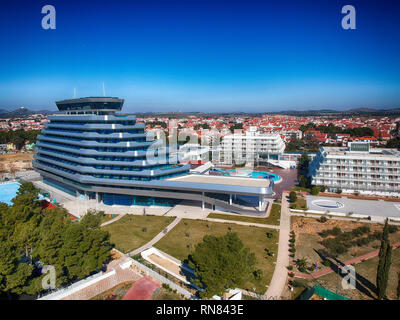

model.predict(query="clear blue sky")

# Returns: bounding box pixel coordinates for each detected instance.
[0,0,399,112]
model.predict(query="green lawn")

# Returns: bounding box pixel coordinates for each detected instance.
[102,215,175,253]
[154,219,279,294]
[207,203,281,226]
[290,186,311,193]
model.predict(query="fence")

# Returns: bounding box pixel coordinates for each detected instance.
[37,269,116,300]
[130,258,199,300]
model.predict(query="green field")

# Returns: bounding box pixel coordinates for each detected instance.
[155,219,278,294]
[207,203,281,226]
[102,215,175,253]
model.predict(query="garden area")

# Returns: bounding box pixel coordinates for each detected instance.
[288,191,307,210]
[207,202,281,226]
[90,281,134,300]
[287,216,400,300]
[151,284,187,300]
[308,247,400,300]
[154,219,278,294]
[102,215,175,253]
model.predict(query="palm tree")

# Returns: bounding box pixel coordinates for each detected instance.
[295,258,309,272]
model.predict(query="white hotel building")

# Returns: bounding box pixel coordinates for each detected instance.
[213,127,285,166]
[308,142,400,196]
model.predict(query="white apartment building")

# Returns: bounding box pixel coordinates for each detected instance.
[213,127,285,166]
[309,142,400,196]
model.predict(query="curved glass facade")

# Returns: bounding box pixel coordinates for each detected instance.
[34,97,190,205]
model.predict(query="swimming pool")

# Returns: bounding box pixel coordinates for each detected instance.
[210,168,282,183]
[0,182,44,205]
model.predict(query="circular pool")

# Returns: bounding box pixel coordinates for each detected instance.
[312,199,345,209]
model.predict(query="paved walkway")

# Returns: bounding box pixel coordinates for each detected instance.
[294,242,400,280]
[61,258,141,300]
[127,217,182,257]
[264,191,291,299]
[100,213,126,227]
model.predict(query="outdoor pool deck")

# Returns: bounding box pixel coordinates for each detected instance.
[306,195,400,219]
[168,174,271,188]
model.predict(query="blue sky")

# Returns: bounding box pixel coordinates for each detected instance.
[0,0,399,112]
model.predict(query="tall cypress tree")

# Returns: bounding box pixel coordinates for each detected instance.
[397,273,400,300]
[376,219,392,300]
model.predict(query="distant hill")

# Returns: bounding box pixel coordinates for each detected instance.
[0,107,56,118]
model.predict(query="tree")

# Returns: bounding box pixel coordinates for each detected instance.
[376,219,392,300]
[0,183,111,297]
[299,176,307,188]
[289,191,297,203]
[188,232,256,298]
[80,209,103,229]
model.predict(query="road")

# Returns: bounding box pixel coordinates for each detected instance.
[264,191,290,299]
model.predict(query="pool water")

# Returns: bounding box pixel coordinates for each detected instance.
[210,168,281,182]
[0,182,44,205]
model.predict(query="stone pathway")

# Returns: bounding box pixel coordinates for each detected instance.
[294,242,400,280]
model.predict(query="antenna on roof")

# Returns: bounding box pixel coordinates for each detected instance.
[102,82,106,97]
[73,88,76,98]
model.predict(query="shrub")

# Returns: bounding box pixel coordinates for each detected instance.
[388,225,398,234]
[322,260,331,267]
[319,216,328,223]
[336,189,342,194]
[319,185,326,192]
[266,232,273,238]
[310,186,319,195]
[290,204,297,209]
[185,232,190,237]
[289,248,296,253]
[356,237,370,247]
[287,265,294,271]
[292,279,306,288]
[142,227,147,232]
[253,269,263,280]
[289,191,297,203]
